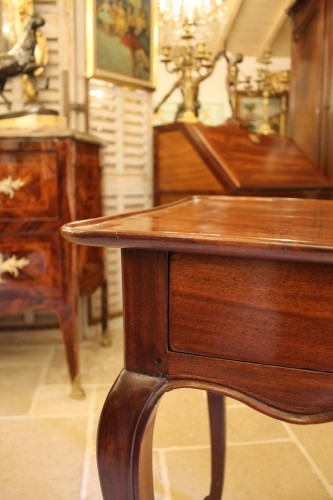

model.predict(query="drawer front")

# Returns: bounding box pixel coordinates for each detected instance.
[169,253,333,372]
[0,151,59,219]
[0,235,62,298]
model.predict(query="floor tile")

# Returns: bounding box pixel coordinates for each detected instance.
[30,384,94,416]
[0,365,42,415]
[0,327,63,345]
[287,421,333,488]
[154,388,210,448]
[154,450,172,500]
[1,319,333,499]
[45,331,124,386]
[162,442,332,499]
[226,397,246,408]
[0,344,53,365]
[160,447,212,499]
[0,417,87,500]
[227,405,288,443]
[223,442,332,499]
[82,452,103,500]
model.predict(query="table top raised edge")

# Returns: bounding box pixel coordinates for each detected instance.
[61,196,333,263]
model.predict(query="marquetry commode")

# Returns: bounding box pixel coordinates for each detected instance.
[62,196,333,498]
[0,127,108,398]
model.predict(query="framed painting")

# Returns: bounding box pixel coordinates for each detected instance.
[236,92,288,135]
[86,0,157,91]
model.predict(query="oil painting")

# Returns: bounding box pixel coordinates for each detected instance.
[86,0,156,90]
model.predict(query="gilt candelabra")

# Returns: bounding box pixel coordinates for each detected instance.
[156,0,228,123]
[224,47,290,135]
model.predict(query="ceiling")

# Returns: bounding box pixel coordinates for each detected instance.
[224,0,295,59]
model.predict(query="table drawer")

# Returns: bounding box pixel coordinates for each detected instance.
[0,235,62,298]
[0,152,59,219]
[169,253,333,372]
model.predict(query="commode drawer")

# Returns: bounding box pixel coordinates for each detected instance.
[0,152,59,219]
[0,234,62,297]
[169,253,333,373]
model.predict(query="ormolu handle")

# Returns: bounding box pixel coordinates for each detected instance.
[0,176,26,200]
[0,253,30,284]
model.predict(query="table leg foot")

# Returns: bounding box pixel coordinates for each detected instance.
[100,328,111,347]
[55,306,83,398]
[97,369,167,500]
[205,392,226,500]
[70,374,85,400]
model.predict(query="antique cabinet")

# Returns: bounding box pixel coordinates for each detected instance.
[154,122,333,206]
[288,0,333,180]
[0,128,107,398]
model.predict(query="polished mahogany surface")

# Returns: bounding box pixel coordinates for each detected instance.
[190,124,330,187]
[62,196,333,499]
[154,123,333,205]
[62,195,333,260]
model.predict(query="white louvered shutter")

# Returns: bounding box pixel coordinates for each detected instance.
[88,79,153,316]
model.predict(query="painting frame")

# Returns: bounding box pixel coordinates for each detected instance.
[236,91,288,135]
[86,0,157,91]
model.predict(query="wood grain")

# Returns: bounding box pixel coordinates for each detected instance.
[154,122,333,205]
[289,0,333,180]
[62,195,333,497]
[169,253,333,371]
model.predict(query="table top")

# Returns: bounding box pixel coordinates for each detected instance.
[61,196,333,263]
[0,126,102,145]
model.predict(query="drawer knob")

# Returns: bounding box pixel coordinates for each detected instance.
[0,253,30,284]
[0,176,26,201]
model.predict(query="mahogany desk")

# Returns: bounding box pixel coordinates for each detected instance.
[61,196,333,499]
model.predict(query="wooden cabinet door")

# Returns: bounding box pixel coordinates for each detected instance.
[320,0,333,181]
[289,0,333,180]
[289,0,325,167]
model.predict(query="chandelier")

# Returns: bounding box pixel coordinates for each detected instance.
[156,0,228,123]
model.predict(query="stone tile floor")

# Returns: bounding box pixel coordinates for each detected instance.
[0,317,332,499]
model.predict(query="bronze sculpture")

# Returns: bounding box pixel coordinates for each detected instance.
[0,14,46,109]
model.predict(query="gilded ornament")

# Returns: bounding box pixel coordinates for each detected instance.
[0,252,29,284]
[0,175,25,199]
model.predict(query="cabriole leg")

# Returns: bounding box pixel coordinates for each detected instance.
[205,392,226,500]
[56,306,84,400]
[97,369,167,499]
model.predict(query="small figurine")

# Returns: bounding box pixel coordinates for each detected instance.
[224,51,244,117]
[0,14,46,109]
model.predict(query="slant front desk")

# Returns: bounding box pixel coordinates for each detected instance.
[62,196,333,499]
[154,123,333,205]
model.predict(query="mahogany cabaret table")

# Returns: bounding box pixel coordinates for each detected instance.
[61,196,333,499]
